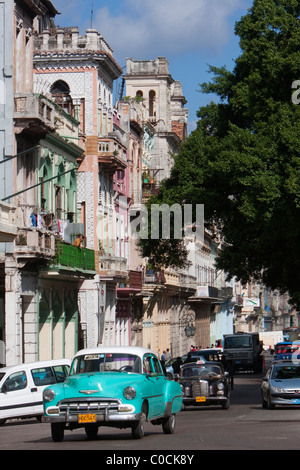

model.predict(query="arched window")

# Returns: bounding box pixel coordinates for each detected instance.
[50,80,73,116]
[135,90,143,104]
[149,90,156,118]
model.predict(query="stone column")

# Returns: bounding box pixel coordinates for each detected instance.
[71,27,79,48]
[5,255,21,365]
[86,29,98,50]
[42,30,50,50]
[56,29,64,49]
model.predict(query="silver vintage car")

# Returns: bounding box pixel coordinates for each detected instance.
[261,360,300,409]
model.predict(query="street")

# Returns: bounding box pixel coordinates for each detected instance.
[1,357,300,451]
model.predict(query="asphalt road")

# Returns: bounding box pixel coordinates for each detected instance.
[1,358,300,453]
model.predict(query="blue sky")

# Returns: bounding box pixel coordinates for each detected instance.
[52,0,254,133]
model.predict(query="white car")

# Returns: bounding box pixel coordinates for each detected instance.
[0,359,71,425]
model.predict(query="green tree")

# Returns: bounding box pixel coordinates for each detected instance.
[139,0,300,306]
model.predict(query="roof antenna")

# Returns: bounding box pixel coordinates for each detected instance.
[91,0,94,28]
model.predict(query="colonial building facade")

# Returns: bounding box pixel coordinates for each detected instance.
[33,27,145,350]
[0,1,98,366]
[0,2,297,368]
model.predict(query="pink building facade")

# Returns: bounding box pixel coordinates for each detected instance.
[33,26,143,347]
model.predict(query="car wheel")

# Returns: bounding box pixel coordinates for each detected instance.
[262,393,268,409]
[267,393,275,409]
[162,414,176,434]
[221,398,230,409]
[51,423,65,442]
[85,424,99,439]
[0,419,6,426]
[132,413,145,439]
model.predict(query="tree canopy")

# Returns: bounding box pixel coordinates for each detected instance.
[139,0,300,306]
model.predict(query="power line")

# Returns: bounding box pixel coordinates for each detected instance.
[0,146,40,165]
[1,168,77,202]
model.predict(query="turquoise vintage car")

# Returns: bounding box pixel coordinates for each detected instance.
[42,346,183,441]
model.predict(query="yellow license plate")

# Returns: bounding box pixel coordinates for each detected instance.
[78,414,96,423]
[196,396,206,402]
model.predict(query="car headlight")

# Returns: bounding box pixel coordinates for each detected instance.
[272,386,285,393]
[123,386,136,400]
[217,382,225,390]
[43,388,56,402]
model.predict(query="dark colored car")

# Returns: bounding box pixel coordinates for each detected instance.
[185,349,234,388]
[178,361,231,409]
[186,349,224,362]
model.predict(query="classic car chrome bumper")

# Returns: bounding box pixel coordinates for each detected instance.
[43,410,142,424]
[43,399,141,424]
[183,396,228,405]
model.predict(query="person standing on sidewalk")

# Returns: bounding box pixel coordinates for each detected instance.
[165,349,171,361]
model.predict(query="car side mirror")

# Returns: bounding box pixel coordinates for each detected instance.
[263,377,268,382]
[0,384,7,393]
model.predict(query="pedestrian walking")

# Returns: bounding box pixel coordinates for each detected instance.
[165,349,171,361]
[172,357,182,375]
[160,350,167,376]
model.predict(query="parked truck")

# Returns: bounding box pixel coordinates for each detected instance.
[223,332,263,374]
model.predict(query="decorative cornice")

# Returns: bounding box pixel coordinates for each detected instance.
[33,50,123,77]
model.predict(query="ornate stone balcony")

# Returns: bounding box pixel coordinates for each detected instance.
[14,227,55,259]
[14,93,80,141]
[85,136,127,173]
[98,254,128,281]
[0,202,17,242]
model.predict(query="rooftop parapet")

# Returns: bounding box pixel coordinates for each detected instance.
[34,27,114,55]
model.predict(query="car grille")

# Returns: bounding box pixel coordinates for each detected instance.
[58,398,120,415]
[278,391,300,397]
[192,380,209,397]
[228,352,247,359]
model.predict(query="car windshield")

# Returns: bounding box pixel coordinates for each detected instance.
[271,365,300,379]
[181,364,222,378]
[224,336,252,348]
[70,353,141,375]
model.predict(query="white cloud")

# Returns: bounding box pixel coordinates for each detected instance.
[93,0,246,61]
